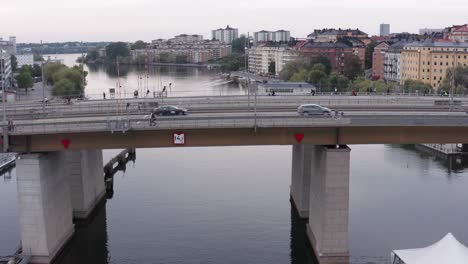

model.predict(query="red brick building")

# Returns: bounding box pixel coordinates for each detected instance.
[372,42,390,79]
[298,39,365,74]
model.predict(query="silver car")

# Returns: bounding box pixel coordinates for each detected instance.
[297,104,332,116]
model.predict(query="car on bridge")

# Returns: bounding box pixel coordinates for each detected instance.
[152,105,188,116]
[297,104,332,116]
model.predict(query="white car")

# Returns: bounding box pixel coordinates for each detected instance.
[297,104,332,116]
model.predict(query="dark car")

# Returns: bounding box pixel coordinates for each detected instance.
[152,105,188,116]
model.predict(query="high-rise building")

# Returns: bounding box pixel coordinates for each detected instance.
[211,25,239,43]
[380,23,390,37]
[253,30,291,44]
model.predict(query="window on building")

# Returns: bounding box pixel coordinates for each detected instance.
[434,62,437,65]
[434,76,437,80]
[446,55,449,58]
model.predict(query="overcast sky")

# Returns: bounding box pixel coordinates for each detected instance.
[1,0,468,43]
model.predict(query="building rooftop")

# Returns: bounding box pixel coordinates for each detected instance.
[405,41,468,48]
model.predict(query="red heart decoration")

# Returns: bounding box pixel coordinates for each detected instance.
[294,134,305,143]
[61,139,71,149]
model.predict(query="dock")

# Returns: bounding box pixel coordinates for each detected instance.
[0,153,17,175]
[103,148,136,199]
[415,144,468,160]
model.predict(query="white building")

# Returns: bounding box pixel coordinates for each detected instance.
[0,36,16,55]
[248,45,298,76]
[16,54,34,68]
[380,23,390,37]
[383,42,405,83]
[0,50,12,89]
[211,25,239,43]
[253,30,291,44]
[172,34,203,43]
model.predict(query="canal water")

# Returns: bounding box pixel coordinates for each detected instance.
[0,54,467,264]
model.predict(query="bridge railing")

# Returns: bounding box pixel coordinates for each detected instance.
[7,113,468,136]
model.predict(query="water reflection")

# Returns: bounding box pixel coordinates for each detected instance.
[393,144,468,174]
[290,203,318,264]
[52,201,109,264]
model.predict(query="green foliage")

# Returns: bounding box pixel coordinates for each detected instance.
[16,71,33,91]
[365,41,377,69]
[158,53,170,63]
[85,49,100,62]
[175,54,189,64]
[311,56,332,75]
[440,66,468,94]
[43,63,66,84]
[268,61,276,75]
[32,64,42,77]
[343,54,363,80]
[105,42,130,60]
[45,63,87,98]
[10,55,17,72]
[328,73,350,91]
[52,79,75,97]
[232,36,248,53]
[131,40,148,50]
[279,57,350,91]
[220,54,245,72]
[403,79,432,93]
[289,69,309,82]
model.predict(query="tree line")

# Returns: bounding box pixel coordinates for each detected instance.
[43,63,87,98]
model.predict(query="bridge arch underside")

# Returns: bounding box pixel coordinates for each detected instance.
[11,126,468,152]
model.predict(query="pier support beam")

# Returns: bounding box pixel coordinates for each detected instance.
[66,150,105,219]
[16,153,75,264]
[307,145,350,264]
[291,144,315,218]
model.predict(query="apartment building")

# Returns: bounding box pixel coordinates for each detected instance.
[171,34,203,43]
[372,42,390,79]
[253,30,291,44]
[16,53,34,68]
[298,38,366,74]
[384,42,405,83]
[400,41,468,88]
[307,29,369,43]
[444,24,468,43]
[212,25,239,44]
[136,40,232,64]
[248,44,298,75]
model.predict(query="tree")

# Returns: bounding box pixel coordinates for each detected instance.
[403,80,432,93]
[85,49,100,62]
[440,66,468,94]
[32,64,42,77]
[328,73,350,91]
[289,69,309,82]
[311,56,332,75]
[308,64,327,85]
[16,71,33,92]
[43,63,66,84]
[105,42,130,60]
[343,54,363,80]
[268,61,276,75]
[365,41,377,69]
[52,79,76,97]
[10,55,17,72]
[175,54,189,64]
[131,40,148,50]
[158,53,170,63]
[231,36,247,53]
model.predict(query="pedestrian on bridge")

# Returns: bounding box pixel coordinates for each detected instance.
[103,92,106,99]
[150,112,157,127]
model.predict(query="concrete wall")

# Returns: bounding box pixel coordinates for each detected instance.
[66,150,105,219]
[291,144,314,218]
[307,145,350,264]
[16,153,75,263]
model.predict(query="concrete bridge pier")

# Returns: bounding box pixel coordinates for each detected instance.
[291,144,315,218]
[65,150,106,219]
[16,150,105,263]
[307,145,351,264]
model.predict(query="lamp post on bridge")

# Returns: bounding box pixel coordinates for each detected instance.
[1,48,8,152]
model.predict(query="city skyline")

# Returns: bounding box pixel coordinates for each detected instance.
[1,0,468,43]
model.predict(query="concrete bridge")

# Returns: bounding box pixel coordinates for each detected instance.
[4,95,468,264]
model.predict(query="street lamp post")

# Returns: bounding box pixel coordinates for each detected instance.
[1,49,8,152]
